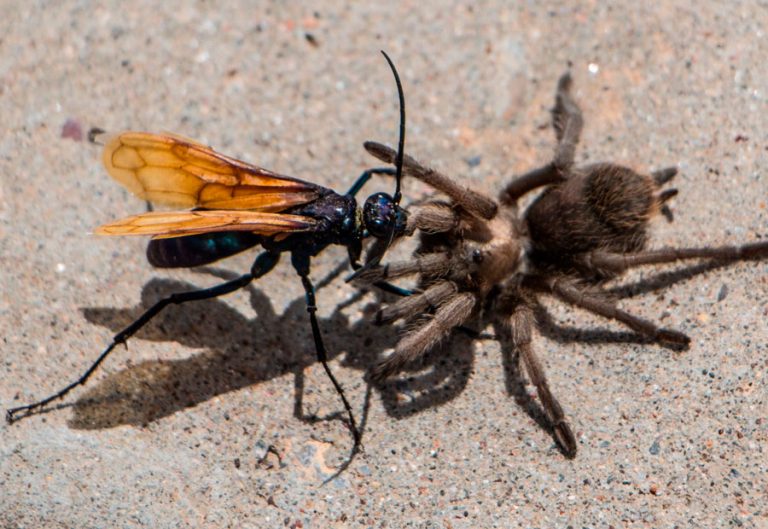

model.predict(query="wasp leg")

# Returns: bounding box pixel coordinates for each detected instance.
[370,281,414,297]
[346,244,414,297]
[345,167,397,197]
[6,251,281,424]
[292,253,361,451]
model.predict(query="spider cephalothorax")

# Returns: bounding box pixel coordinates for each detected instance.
[358,73,768,457]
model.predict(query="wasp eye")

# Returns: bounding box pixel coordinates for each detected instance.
[363,192,397,238]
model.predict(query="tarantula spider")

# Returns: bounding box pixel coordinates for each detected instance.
[357,73,768,457]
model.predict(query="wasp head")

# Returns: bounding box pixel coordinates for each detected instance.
[363,191,408,239]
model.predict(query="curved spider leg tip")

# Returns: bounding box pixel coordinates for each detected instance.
[369,360,396,385]
[554,422,578,459]
[657,329,692,348]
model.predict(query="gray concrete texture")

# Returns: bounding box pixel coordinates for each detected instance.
[1,1,766,528]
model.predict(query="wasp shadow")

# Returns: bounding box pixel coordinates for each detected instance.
[66,255,746,438]
[69,266,398,430]
[61,258,475,436]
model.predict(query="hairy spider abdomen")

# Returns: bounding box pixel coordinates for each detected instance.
[524,163,664,273]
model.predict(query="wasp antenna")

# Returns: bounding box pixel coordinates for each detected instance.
[346,51,407,280]
[380,50,405,205]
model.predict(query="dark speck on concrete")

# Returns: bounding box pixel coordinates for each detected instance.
[465,155,482,168]
[61,118,83,141]
[649,439,661,455]
[305,33,319,47]
[717,284,729,301]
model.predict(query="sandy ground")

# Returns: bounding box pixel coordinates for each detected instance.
[1,1,766,528]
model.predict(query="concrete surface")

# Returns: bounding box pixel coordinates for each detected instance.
[1,1,766,528]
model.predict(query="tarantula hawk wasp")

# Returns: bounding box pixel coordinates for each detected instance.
[6,51,409,450]
[356,72,768,457]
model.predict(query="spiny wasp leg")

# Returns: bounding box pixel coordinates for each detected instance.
[292,252,361,449]
[353,268,414,298]
[346,167,397,197]
[6,251,280,424]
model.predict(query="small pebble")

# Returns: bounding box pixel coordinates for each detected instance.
[61,118,83,141]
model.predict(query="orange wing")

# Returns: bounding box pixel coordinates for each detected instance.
[102,132,322,211]
[95,210,318,238]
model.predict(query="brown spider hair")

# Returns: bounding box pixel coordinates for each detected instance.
[357,73,768,457]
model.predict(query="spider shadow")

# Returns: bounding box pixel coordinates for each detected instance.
[64,254,755,456]
[67,262,397,433]
[504,257,760,453]
[607,257,749,299]
[344,307,478,420]
[535,257,749,349]
[360,256,755,456]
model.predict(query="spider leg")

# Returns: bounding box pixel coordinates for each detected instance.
[500,72,583,204]
[551,72,584,172]
[525,276,690,346]
[6,251,281,423]
[371,291,477,382]
[578,241,768,275]
[406,203,460,235]
[353,252,451,285]
[506,302,577,457]
[377,280,458,324]
[364,141,498,220]
[499,164,565,205]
